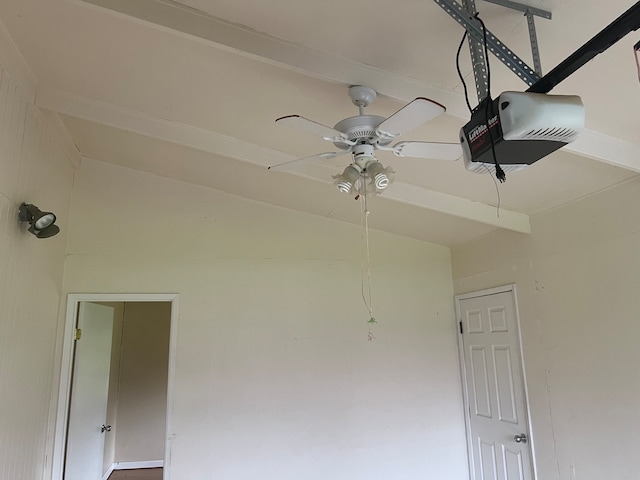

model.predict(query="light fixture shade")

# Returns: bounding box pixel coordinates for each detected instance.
[18,203,60,238]
[366,161,396,192]
[333,165,362,194]
[28,223,60,238]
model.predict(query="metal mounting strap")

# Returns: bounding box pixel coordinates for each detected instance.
[462,0,489,101]
[483,0,551,76]
[434,0,541,86]
[481,0,552,20]
[526,9,543,76]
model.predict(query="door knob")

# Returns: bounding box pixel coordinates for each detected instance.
[101,424,112,433]
[514,433,527,443]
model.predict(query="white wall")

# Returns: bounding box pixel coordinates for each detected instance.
[101,301,170,471]
[0,39,77,480]
[115,302,170,463]
[451,177,640,480]
[62,158,468,480]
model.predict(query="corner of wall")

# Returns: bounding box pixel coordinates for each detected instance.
[0,18,80,480]
[0,16,37,100]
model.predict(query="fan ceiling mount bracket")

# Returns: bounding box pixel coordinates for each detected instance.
[348,85,378,109]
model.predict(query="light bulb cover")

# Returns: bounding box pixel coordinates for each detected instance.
[34,212,56,230]
[365,161,396,192]
[332,164,362,194]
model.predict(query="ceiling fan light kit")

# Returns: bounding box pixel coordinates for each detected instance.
[332,144,395,195]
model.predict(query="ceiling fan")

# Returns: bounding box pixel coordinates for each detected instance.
[269,85,462,195]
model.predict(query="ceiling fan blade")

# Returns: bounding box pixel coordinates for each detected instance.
[275,115,345,141]
[377,98,446,138]
[268,151,348,172]
[393,141,462,160]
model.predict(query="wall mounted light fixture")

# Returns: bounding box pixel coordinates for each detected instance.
[18,203,60,238]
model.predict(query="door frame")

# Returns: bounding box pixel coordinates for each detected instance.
[454,284,537,480]
[51,293,179,480]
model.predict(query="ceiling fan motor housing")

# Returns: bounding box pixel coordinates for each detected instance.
[332,115,389,150]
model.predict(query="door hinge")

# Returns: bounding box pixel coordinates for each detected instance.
[74,328,82,341]
[459,321,463,334]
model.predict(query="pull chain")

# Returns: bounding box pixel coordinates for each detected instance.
[359,178,376,341]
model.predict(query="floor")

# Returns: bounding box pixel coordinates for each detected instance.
[108,468,163,480]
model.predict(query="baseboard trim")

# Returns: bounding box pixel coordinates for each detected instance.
[102,464,115,480]
[115,460,164,470]
[102,459,164,479]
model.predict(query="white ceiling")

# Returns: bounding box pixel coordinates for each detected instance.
[1,0,638,245]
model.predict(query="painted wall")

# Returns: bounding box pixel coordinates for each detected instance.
[0,43,77,480]
[114,301,170,464]
[451,177,640,480]
[101,302,170,472]
[62,158,468,480]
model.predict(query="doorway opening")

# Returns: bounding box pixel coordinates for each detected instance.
[52,294,178,480]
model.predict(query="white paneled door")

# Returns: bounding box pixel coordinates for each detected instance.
[456,287,534,480]
[65,302,114,480]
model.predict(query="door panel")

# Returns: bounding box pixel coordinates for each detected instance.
[480,439,498,479]
[470,346,492,417]
[65,302,114,480]
[494,346,517,423]
[504,446,525,480]
[458,288,533,480]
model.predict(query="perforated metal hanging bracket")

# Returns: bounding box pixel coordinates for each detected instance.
[462,0,489,101]
[481,0,551,20]
[483,0,552,77]
[526,9,543,75]
[434,0,549,87]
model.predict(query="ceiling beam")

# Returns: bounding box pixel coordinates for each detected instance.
[36,87,531,233]
[73,0,473,120]
[74,0,640,173]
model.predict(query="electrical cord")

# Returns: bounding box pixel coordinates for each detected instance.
[482,163,502,217]
[456,30,473,114]
[475,13,506,183]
